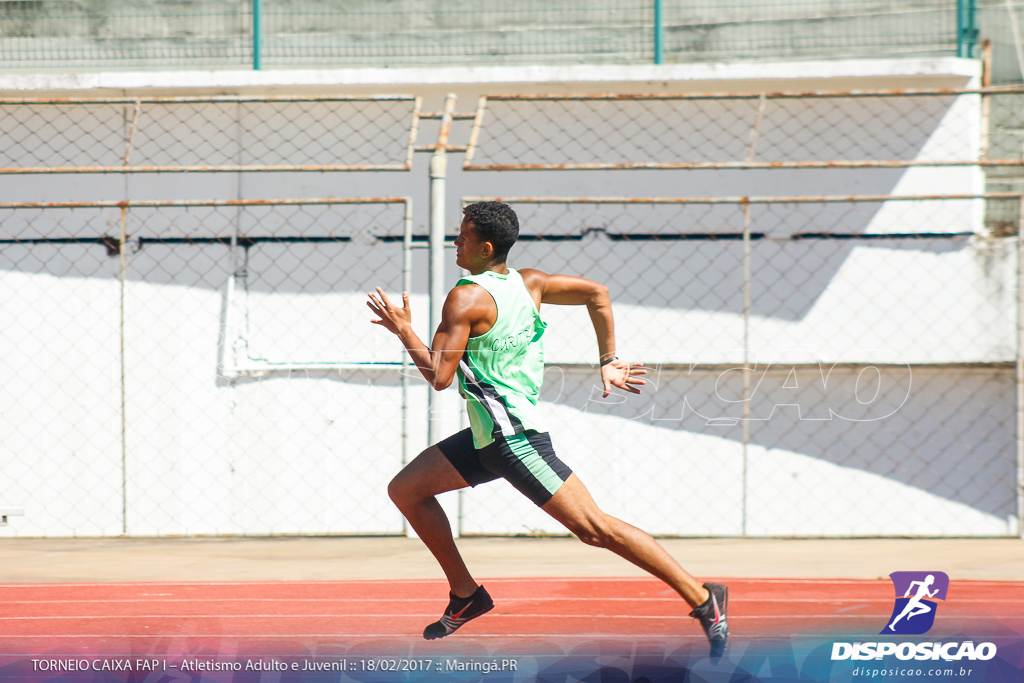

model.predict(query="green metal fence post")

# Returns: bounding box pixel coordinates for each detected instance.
[957,0,978,58]
[654,0,664,64]
[253,0,263,70]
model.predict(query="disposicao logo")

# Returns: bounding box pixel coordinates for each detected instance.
[830,570,998,663]
[882,571,949,635]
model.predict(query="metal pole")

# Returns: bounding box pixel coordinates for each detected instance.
[957,0,965,57]
[748,94,766,163]
[654,0,664,65]
[740,119,761,538]
[401,200,413,536]
[1018,194,1024,538]
[119,205,128,536]
[741,199,751,537]
[122,100,140,167]
[427,95,456,447]
[253,0,262,70]
[981,40,992,160]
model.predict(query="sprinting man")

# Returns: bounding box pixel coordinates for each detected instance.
[888,574,938,631]
[367,201,728,658]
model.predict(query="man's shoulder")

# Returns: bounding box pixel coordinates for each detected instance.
[445,281,495,315]
[449,280,488,299]
[516,267,544,279]
[516,267,547,292]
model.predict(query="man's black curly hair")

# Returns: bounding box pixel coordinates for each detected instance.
[463,201,519,263]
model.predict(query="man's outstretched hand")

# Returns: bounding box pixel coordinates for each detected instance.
[601,359,647,398]
[367,287,412,336]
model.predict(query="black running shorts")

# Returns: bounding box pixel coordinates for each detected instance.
[436,428,573,507]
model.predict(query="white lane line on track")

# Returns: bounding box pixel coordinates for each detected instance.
[2,597,1019,606]
[5,613,1018,622]
[2,579,1018,589]
[0,614,685,621]
[0,634,717,640]
[2,582,1020,592]
[0,577,973,588]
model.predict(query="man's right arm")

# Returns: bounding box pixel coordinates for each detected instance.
[368,286,480,391]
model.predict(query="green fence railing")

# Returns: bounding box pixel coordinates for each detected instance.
[958,0,980,58]
[0,0,989,73]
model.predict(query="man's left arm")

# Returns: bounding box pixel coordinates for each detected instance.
[519,268,645,398]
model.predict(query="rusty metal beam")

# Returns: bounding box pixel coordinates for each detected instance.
[483,86,1024,101]
[0,95,417,105]
[404,96,423,169]
[0,197,408,210]
[461,193,1021,205]
[0,164,413,174]
[464,159,1024,171]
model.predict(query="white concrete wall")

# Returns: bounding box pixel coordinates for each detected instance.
[0,248,124,536]
[462,364,1015,537]
[1,58,1016,538]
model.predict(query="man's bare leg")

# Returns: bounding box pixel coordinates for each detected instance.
[387,446,478,598]
[541,474,710,608]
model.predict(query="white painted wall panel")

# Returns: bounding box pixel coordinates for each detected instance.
[2,58,1013,538]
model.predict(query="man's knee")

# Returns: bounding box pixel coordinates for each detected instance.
[388,469,419,509]
[387,473,405,506]
[387,446,455,507]
[567,514,615,548]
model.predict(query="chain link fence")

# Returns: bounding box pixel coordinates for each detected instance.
[0,96,421,173]
[464,89,1023,233]
[466,92,997,170]
[0,199,418,537]
[454,198,1017,537]
[452,88,1022,537]
[0,88,1021,537]
[0,1,987,71]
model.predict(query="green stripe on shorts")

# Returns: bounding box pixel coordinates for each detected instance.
[505,432,564,497]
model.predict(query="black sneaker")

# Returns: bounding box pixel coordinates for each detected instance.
[423,585,494,640]
[690,582,729,659]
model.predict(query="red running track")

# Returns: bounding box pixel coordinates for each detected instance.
[0,578,1020,657]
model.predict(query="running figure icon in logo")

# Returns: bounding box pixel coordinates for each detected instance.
[882,571,950,635]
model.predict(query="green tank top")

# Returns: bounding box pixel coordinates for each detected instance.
[456,268,548,448]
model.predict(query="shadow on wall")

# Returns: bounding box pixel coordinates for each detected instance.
[0,208,976,324]
[536,364,1014,520]
[206,359,1016,523]
[513,231,972,321]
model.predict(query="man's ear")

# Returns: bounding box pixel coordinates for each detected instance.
[481,240,495,260]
